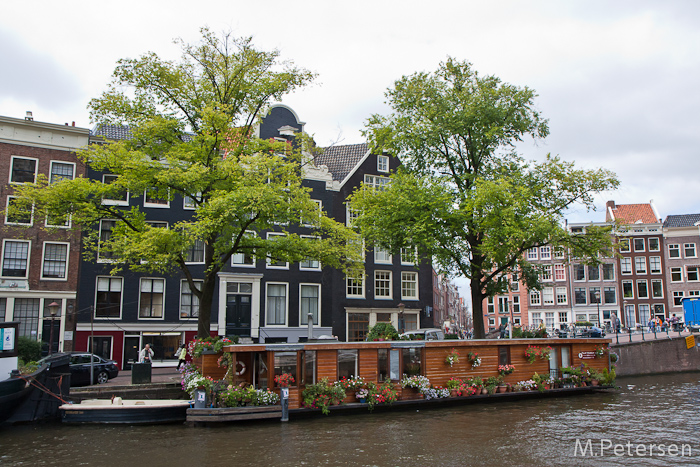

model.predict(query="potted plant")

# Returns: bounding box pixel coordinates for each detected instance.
[355,387,369,403]
[498,364,515,376]
[446,377,461,397]
[467,351,481,369]
[274,373,296,388]
[302,378,346,415]
[445,348,460,367]
[588,368,604,386]
[366,322,399,341]
[400,374,430,399]
[531,372,552,392]
[366,380,398,411]
[484,376,499,395]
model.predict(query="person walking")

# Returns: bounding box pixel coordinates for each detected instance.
[139,343,154,363]
[176,344,187,370]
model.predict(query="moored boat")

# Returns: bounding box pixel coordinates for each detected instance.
[59,398,192,424]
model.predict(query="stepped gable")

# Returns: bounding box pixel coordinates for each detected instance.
[607,203,658,224]
[663,213,700,228]
[314,143,369,182]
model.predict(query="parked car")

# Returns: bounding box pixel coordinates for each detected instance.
[400,329,445,341]
[40,352,119,386]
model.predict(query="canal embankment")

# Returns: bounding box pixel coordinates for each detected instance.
[68,367,185,402]
[611,332,700,376]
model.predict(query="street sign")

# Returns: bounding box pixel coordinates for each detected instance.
[686,335,695,349]
[578,351,596,359]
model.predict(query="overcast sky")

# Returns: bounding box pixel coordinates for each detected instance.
[2,1,699,298]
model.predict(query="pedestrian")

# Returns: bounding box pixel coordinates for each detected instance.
[176,344,187,370]
[139,343,154,363]
[648,319,654,332]
[499,323,506,339]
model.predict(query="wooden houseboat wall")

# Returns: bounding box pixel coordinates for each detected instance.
[195,338,612,410]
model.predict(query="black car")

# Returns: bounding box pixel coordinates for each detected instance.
[40,352,119,386]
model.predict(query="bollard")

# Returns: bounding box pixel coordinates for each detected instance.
[281,387,289,422]
[641,327,645,341]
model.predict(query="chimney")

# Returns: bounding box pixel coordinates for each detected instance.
[72,121,75,127]
[25,111,33,121]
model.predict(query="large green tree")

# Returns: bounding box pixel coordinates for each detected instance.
[12,29,362,337]
[350,59,619,339]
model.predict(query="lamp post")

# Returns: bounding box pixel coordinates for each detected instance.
[398,303,405,334]
[508,299,514,340]
[47,301,59,355]
[595,291,601,328]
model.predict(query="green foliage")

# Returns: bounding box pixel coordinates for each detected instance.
[19,361,40,375]
[366,322,399,341]
[17,336,41,364]
[444,333,459,340]
[353,59,619,338]
[302,378,346,415]
[11,29,362,338]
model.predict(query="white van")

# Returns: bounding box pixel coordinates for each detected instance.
[400,328,445,341]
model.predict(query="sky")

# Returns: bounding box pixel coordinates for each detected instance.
[2,1,699,298]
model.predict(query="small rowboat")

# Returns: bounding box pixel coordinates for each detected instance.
[59,398,191,424]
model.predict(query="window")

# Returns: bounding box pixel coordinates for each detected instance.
[41,242,68,280]
[574,288,587,305]
[266,283,287,325]
[232,234,255,267]
[513,296,520,313]
[346,272,364,298]
[498,296,509,313]
[144,188,169,207]
[687,266,699,282]
[274,352,297,384]
[653,304,665,318]
[185,239,205,264]
[574,264,585,281]
[540,246,551,259]
[685,243,697,258]
[183,193,198,210]
[299,236,320,270]
[633,238,645,252]
[364,174,391,191]
[2,240,30,277]
[527,248,538,260]
[10,156,37,183]
[554,264,566,281]
[301,350,317,385]
[543,288,554,305]
[498,347,511,366]
[139,278,164,318]
[400,247,417,265]
[13,298,39,338]
[338,349,359,379]
[530,290,541,306]
[589,287,601,304]
[673,291,684,307]
[5,196,32,225]
[487,297,495,314]
[375,271,392,299]
[671,267,683,282]
[180,279,201,318]
[602,263,615,280]
[620,258,632,275]
[649,256,661,274]
[636,280,649,299]
[634,257,647,274]
[346,203,360,227]
[622,281,634,299]
[347,312,369,341]
[374,247,392,264]
[300,284,320,326]
[651,279,663,298]
[555,247,566,259]
[377,155,389,173]
[401,272,418,300]
[545,312,555,329]
[402,347,423,376]
[49,161,75,183]
[95,276,122,318]
[588,265,600,281]
[541,265,552,281]
[603,286,616,304]
[669,244,680,258]
[638,304,650,325]
[559,312,568,324]
[648,237,660,252]
[556,287,567,305]
[267,233,288,269]
[146,220,168,229]
[690,290,700,297]
[102,174,128,205]
[98,220,116,261]
[619,238,630,253]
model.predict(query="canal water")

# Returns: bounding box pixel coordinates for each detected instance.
[1,373,699,467]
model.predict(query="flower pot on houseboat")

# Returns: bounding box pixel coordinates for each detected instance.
[402,387,424,400]
[591,380,600,386]
[450,389,460,397]
[497,385,507,393]
[481,388,488,395]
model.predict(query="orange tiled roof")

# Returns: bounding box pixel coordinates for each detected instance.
[607,203,658,224]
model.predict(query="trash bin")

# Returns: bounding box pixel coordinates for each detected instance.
[132,362,152,384]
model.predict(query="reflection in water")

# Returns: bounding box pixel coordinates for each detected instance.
[2,373,700,466]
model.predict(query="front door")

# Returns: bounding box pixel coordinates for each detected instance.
[123,336,140,370]
[226,295,251,337]
[41,319,61,356]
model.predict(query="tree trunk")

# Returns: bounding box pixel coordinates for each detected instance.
[471,277,486,339]
[197,276,217,338]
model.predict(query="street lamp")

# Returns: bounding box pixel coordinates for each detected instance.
[47,301,59,355]
[508,299,514,340]
[595,291,601,328]
[397,303,405,334]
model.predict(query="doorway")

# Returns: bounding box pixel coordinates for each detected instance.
[226,283,252,337]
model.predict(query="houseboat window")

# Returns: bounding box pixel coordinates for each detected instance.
[301,350,316,385]
[348,313,369,341]
[561,347,571,368]
[390,349,400,380]
[274,351,297,385]
[498,347,510,366]
[253,352,269,389]
[338,349,358,379]
[402,348,422,375]
[549,347,559,377]
[378,349,388,381]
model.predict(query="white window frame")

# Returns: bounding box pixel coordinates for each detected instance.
[49,160,76,184]
[97,219,117,262]
[299,235,321,271]
[4,196,33,226]
[530,290,541,306]
[649,256,662,274]
[619,238,631,253]
[527,248,538,260]
[180,279,202,319]
[648,237,660,252]
[231,231,256,268]
[651,279,663,299]
[573,264,586,281]
[540,246,551,260]
[346,272,365,299]
[94,276,123,320]
[673,291,684,307]
[670,267,683,282]
[687,266,699,282]
[1,239,31,279]
[634,257,647,274]
[400,246,417,265]
[364,174,391,191]
[9,156,38,184]
[554,263,566,281]
[541,265,552,282]
[266,233,289,269]
[374,270,392,299]
[374,247,392,264]
[101,174,129,206]
[265,282,288,327]
[685,243,697,258]
[602,263,615,281]
[620,257,632,275]
[669,244,680,258]
[183,192,201,210]
[377,155,389,173]
[636,280,649,299]
[622,280,634,299]
[513,295,520,313]
[633,238,645,252]
[299,283,321,326]
[401,271,418,300]
[302,199,323,227]
[543,287,554,305]
[143,188,170,208]
[556,287,567,305]
[346,203,360,227]
[138,277,165,320]
[40,241,69,281]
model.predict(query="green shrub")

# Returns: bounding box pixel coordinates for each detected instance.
[17,336,41,364]
[366,323,399,341]
[444,333,459,340]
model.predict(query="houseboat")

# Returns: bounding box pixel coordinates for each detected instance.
[190,337,614,419]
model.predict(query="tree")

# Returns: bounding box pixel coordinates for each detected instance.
[350,59,619,339]
[12,29,362,338]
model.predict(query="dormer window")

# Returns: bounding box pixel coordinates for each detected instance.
[377,155,389,173]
